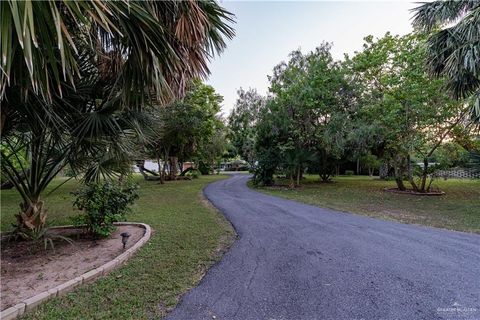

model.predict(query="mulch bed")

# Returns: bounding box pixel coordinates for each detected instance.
[1,225,144,310]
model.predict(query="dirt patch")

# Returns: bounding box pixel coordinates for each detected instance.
[1,225,144,310]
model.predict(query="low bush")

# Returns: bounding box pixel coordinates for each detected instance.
[72,181,139,238]
[198,161,211,175]
[187,169,200,179]
[344,170,354,176]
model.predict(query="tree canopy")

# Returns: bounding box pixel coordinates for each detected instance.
[232,32,478,191]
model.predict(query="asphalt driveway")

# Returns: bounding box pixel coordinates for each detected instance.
[166,174,480,320]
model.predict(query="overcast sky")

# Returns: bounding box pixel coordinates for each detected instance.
[206,1,417,116]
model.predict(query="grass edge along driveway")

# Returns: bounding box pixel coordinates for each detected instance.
[250,175,480,234]
[0,174,235,319]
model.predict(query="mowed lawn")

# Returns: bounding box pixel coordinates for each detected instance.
[0,174,235,319]
[252,175,480,234]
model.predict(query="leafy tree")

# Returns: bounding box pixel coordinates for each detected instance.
[350,33,469,192]
[470,151,480,173]
[360,153,381,177]
[198,126,229,175]
[434,142,472,169]
[146,81,224,180]
[413,1,480,121]
[228,88,265,165]
[268,44,350,184]
[252,101,280,186]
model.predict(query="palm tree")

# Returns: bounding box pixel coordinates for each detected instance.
[0,0,235,234]
[0,0,235,132]
[1,52,155,235]
[412,1,480,121]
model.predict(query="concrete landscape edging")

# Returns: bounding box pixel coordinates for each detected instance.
[0,222,152,320]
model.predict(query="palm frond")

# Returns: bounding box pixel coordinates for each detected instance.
[412,0,480,31]
[412,1,480,121]
[0,0,235,104]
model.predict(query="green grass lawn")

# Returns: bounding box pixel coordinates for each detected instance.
[1,174,235,319]
[251,175,480,234]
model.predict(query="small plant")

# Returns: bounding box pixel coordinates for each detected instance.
[185,169,200,179]
[12,224,74,250]
[72,181,139,238]
[344,170,354,176]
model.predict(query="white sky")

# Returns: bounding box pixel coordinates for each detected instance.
[206,1,417,115]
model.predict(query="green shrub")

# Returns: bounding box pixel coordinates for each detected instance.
[344,170,354,176]
[185,169,200,179]
[72,181,139,238]
[252,162,276,187]
[198,161,211,175]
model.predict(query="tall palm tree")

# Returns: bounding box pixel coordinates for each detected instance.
[0,0,235,234]
[412,1,480,121]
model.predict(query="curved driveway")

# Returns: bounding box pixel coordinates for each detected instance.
[166,174,480,320]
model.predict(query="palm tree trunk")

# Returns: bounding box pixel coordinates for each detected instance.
[16,200,47,231]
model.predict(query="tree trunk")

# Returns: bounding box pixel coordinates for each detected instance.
[161,159,166,184]
[16,200,47,232]
[320,173,331,182]
[137,160,160,180]
[296,166,301,186]
[406,154,419,192]
[393,156,407,191]
[157,156,164,184]
[395,176,406,191]
[356,158,360,175]
[419,158,429,192]
[368,167,374,177]
[379,162,389,180]
[169,156,178,180]
[407,175,419,192]
[289,171,295,188]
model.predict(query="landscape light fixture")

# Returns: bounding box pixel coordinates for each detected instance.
[120,232,131,249]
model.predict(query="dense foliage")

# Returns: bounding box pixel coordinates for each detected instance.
[72,181,139,238]
[0,0,234,234]
[348,33,469,192]
[230,33,479,191]
[142,80,228,180]
[254,44,351,186]
[228,88,265,165]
